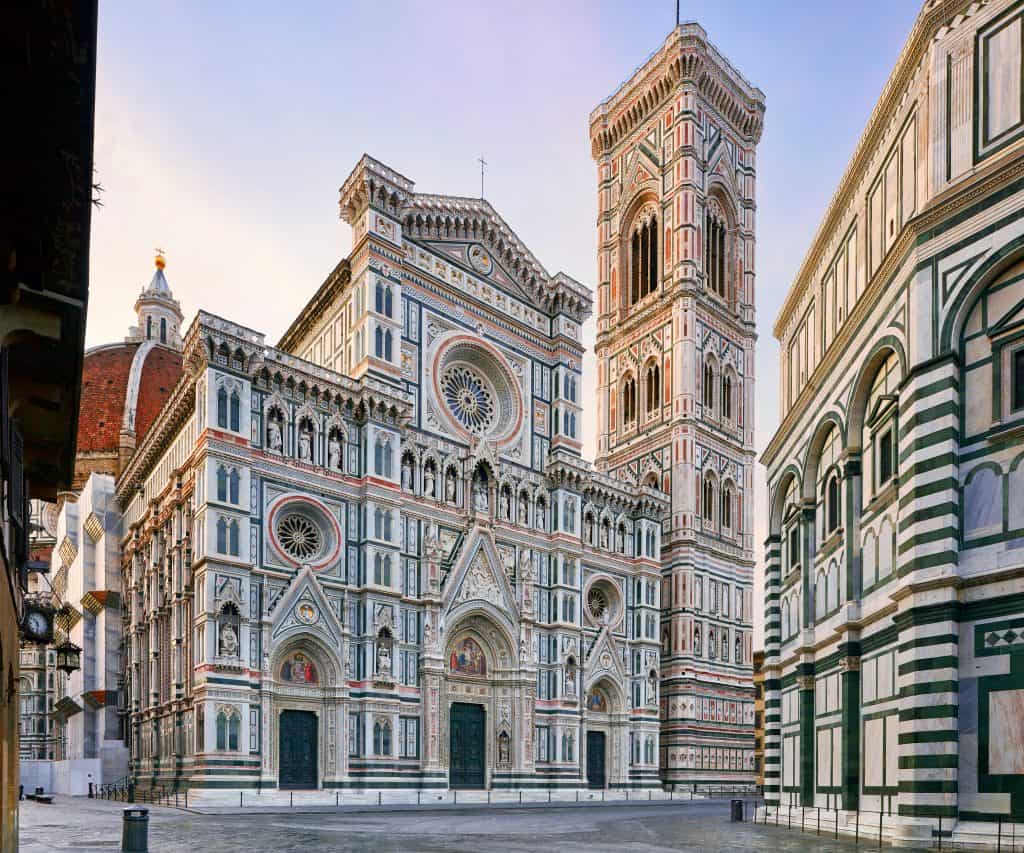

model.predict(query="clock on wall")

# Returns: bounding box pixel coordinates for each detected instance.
[21,602,54,644]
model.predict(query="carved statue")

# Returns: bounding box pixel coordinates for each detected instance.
[518,550,533,582]
[647,673,657,705]
[519,493,529,524]
[402,457,414,491]
[616,526,625,553]
[445,471,457,504]
[501,489,510,520]
[219,623,238,657]
[328,434,342,471]
[600,523,609,549]
[298,428,312,462]
[585,515,594,543]
[267,419,282,452]
[377,642,392,676]
[498,731,510,764]
[424,466,436,498]
[474,479,489,513]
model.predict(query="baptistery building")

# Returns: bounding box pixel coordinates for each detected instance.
[761,0,1024,843]
[118,156,668,793]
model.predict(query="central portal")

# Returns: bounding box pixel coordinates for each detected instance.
[279,710,317,789]
[449,702,485,789]
[587,731,606,789]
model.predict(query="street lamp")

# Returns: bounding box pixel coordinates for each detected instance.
[54,640,81,674]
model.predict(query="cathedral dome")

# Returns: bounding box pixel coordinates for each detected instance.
[72,254,185,488]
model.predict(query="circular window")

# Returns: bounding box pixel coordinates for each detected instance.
[276,514,323,561]
[433,338,521,443]
[441,364,496,434]
[587,587,609,622]
[584,577,622,627]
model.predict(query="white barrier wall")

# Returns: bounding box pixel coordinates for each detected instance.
[19,759,102,795]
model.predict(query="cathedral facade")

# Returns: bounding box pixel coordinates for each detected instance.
[761,0,1024,842]
[589,24,764,786]
[118,156,667,792]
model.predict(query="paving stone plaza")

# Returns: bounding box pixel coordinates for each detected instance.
[19,796,890,853]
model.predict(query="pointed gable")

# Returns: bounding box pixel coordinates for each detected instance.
[270,565,345,647]
[443,527,517,620]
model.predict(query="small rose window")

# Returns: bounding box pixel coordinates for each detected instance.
[276,513,323,561]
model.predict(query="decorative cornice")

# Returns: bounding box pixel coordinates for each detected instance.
[590,23,765,155]
[772,0,977,339]
[762,150,1024,468]
[277,259,351,354]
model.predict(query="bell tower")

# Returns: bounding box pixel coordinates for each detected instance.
[590,23,764,787]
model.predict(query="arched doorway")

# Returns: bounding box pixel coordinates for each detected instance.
[265,638,344,790]
[583,677,627,790]
[441,614,521,790]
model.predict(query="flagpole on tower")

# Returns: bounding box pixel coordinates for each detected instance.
[676,0,680,26]
[478,156,487,199]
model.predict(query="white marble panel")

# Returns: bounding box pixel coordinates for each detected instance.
[989,689,1024,774]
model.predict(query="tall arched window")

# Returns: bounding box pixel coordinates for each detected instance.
[703,361,715,412]
[229,391,240,432]
[229,468,240,504]
[721,484,733,530]
[722,372,734,421]
[216,465,228,501]
[705,200,728,298]
[146,316,153,340]
[228,520,239,556]
[645,362,661,414]
[217,387,228,428]
[160,317,167,344]
[374,327,383,358]
[375,281,384,314]
[622,376,637,425]
[826,475,840,534]
[384,329,393,361]
[702,477,715,522]
[216,517,228,553]
[629,209,659,306]
[373,720,391,755]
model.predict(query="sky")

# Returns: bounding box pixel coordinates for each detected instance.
[88,0,922,642]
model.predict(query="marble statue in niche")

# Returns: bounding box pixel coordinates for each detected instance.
[474,479,489,512]
[328,432,342,471]
[298,425,313,462]
[219,623,238,657]
[267,418,283,452]
[424,464,436,498]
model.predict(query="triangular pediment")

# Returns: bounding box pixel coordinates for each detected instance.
[419,239,535,303]
[443,526,517,619]
[270,565,344,646]
[583,626,626,684]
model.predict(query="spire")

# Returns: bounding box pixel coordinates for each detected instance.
[145,251,173,297]
[126,249,184,350]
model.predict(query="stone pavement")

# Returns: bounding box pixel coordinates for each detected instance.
[18,795,928,852]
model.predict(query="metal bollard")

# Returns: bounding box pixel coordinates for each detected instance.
[128,783,136,804]
[89,782,94,799]
[121,807,149,853]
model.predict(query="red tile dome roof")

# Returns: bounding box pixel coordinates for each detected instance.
[76,342,183,457]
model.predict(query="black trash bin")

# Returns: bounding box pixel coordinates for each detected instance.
[730,799,744,822]
[121,807,149,852]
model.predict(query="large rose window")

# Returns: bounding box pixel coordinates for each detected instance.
[441,365,497,434]
[434,339,521,443]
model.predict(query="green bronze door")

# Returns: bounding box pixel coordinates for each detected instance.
[587,731,606,789]
[279,710,317,789]
[449,703,485,788]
